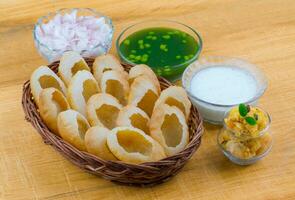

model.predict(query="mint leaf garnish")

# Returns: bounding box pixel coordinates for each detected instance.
[239,104,249,117]
[237,104,257,126]
[245,116,257,125]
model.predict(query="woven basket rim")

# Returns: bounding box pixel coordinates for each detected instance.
[22,58,204,186]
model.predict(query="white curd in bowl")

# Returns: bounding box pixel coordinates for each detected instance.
[190,66,258,105]
[182,57,268,124]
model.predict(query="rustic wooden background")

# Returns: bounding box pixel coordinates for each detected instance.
[1,0,295,199]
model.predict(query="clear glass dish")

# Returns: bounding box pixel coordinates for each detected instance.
[217,108,272,165]
[116,20,202,82]
[33,8,113,62]
[182,56,268,124]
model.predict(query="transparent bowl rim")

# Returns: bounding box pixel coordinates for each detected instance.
[33,8,114,52]
[115,19,203,69]
[217,106,272,162]
[218,136,273,162]
[182,56,268,107]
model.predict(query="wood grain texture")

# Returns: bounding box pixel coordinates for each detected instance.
[1,0,295,199]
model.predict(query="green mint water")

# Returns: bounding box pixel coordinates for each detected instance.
[119,27,200,81]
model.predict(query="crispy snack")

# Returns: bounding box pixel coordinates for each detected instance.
[107,126,166,164]
[93,54,124,83]
[86,93,122,129]
[85,126,117,160]
[128,64,161,93]
[23,56,204,185]
[67,70,100,116]
[116,105,150,135]
[58,51,90,86]
[57,109,90,151]
[100,70,129,105]
[150,104,189,156]
[154,86,191,119]
[39,88,70,135]
[128,76,159,117]
[30,66,66,106]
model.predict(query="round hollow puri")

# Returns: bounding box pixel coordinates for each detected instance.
[22,58,204,186]
[128,75,159,117]
[107,126,166,164]
[57,109,90,151]
[116,105,150,135]
[86,93,122,129]
[150,104,189,156]
[39,88,70,134]
[58,51,90,86]
[85,126,117,160]
[30,66,66,106]
[67,70,100,117]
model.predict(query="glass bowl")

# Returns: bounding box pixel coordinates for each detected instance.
[116,20,202,82]
[33,8,113,62]
[217,108,272,165]
[182,56,268,124]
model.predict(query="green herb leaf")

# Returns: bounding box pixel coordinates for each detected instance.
[245,117,257,125]
[239,104,249,117]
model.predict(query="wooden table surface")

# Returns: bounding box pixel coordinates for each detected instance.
[1,0,295,199]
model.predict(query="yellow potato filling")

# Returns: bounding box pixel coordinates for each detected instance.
[218,130,272,159]
[219,106,271,159]
[225,106,268,138]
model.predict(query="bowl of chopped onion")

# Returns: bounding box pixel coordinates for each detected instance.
[33,8,113,62]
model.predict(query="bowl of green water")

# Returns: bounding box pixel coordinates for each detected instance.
[116,20,202,82]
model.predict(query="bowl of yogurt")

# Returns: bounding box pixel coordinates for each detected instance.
[182,56,268,124]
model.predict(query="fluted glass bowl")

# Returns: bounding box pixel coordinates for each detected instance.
[217,108,272,165]
[33,8,113,62]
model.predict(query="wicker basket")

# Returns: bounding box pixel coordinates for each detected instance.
[22,58,203,186]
